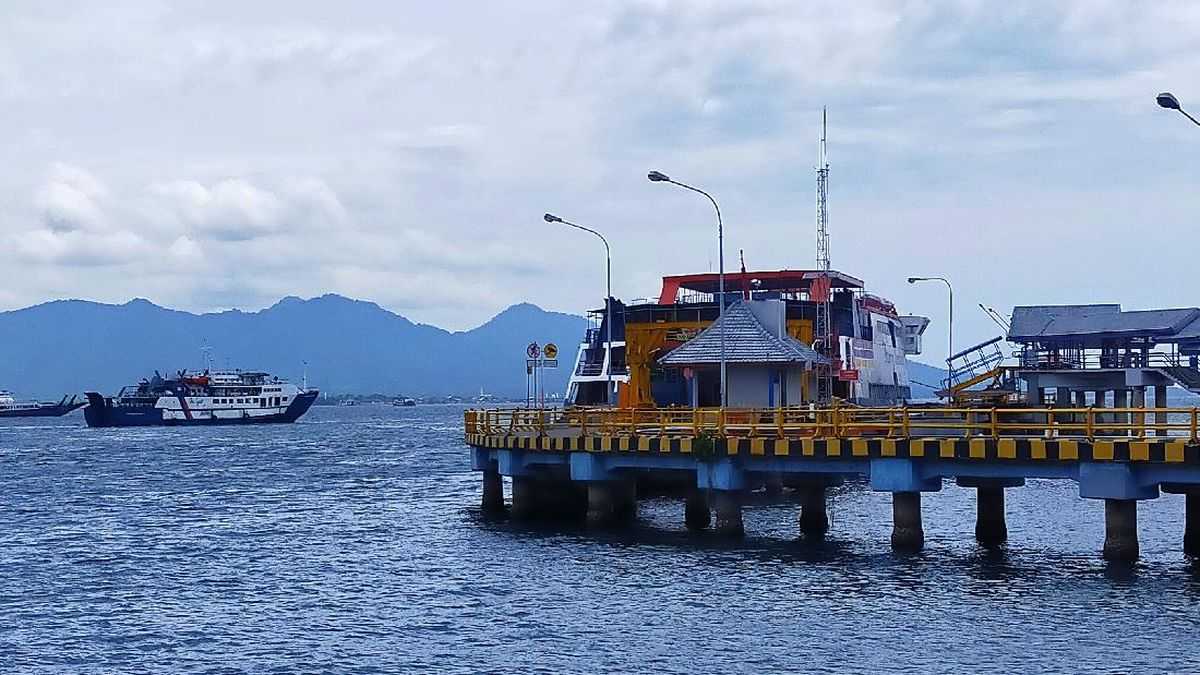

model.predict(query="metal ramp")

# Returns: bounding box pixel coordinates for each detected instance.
[941,336,1019,403]
[1159,365,1200,392]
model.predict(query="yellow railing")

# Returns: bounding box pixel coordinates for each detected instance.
[464,405,1200,443]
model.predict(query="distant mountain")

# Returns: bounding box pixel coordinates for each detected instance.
[0,295,587,398]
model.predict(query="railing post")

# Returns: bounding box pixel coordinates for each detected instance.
[538,408,545,437]
[718,408,726,437]
[990,408,998,439]
[832,399,841,438]
[693,408,700,436]
[1086,407,1095,442]
[776,407,784,438]
[887,409,895,438]
[1192,408,1199,444]
[902,406,910,438]
[581,409,588,438]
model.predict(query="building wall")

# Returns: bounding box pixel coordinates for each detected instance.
[726,365,810,408]
[727,366,772,407]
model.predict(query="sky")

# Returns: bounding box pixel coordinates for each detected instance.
[1,1,1199,364]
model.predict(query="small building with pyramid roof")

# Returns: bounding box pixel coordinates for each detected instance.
[658,299,829,407]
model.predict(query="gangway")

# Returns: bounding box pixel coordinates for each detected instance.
[939,336,1021,403]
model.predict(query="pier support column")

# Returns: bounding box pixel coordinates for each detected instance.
[713,490,744,537]
[1103,499,1139,561]
[685,489,711,530]
[586,480,637,526]
[975,486,1007,545]
[1187,494,1200,557]
[1155,385,1169,437]
[481,469,505,514]
[957,477,1023,546]
[511,476,539,520]
[891,492,924,552]
[764,472,784,497]
[798,485,829,537]
[1132,387,1146,437]
[1114,389,1129,437]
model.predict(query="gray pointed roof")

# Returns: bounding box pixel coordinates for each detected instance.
[659,301,829,367]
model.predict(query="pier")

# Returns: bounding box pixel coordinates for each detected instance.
[465,405,1200,560]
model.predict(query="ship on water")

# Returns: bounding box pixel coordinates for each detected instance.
[84,369,318,427]
[0,390,86,418]
[564,270,931,408]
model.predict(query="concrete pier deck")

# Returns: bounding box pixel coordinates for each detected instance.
[466,405,1200,560]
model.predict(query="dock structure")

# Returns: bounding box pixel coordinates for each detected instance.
[465,405,1200,560]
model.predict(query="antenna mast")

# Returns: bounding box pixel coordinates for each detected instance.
[814,108,835,403]
[816,107,831,271]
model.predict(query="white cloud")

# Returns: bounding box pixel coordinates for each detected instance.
[0,1,1198,345]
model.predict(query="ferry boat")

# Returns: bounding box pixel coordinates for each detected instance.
[0,390,86,418]
[83,370,318,427]
[565,269,931,407]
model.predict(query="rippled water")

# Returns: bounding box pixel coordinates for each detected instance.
[3,405,1200,673]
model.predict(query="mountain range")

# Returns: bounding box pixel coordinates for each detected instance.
[0,295,587,399]
[0,294,950,400]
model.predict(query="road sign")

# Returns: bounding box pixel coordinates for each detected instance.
[543,343,558,360]
[838,369,860,382]
[526,342,540,359]
[542,359,558,368]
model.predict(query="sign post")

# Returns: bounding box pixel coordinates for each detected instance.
[526,342,540,408]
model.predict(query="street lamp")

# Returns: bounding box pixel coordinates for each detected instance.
[908,276,954,368]
[648,170,727,408]
[1157,92,1200,127]
[545,213,614,406]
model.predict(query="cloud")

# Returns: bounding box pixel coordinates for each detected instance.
[0,1,1199,342]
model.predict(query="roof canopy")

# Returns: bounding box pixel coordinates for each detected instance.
[659,301,829,367]
[1009,304,1200,347]
[658,269,863,305]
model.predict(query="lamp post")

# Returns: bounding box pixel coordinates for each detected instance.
[908,276,954,368]
[544,213,613,405]
[648,170,727,408]
[1157,92,1200,128]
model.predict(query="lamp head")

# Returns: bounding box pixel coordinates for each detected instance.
[543,213,562,223]
[907,277,922,284]
[647,170,670,182]
[1157,92,1182,110]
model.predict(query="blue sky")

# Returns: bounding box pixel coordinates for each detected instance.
[1,1,1198,364]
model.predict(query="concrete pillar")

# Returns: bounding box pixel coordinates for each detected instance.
[1092,390,1107,436]
[511,476,539,520]
[1155,385,1169,437]
[1114,389,1129,437]
[764,472,784,497]
[974,486,1007,545]
[1075,390,1088,407]
[798,485,829,536]
[685,489,711,530]
[714,490,744,537]
[1132,387,1146,437]
[891,491,924,552]
[1186,494,1200,557]
[481,469,505,514]
[587,481,637,526]
[1103,499,1139,561]
[1057,386,1073,407]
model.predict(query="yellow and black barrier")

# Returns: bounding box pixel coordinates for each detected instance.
[465,433,1200,464]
